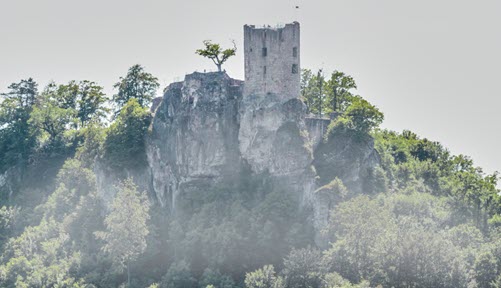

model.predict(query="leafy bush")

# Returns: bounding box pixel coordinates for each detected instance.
[103,98,152,170]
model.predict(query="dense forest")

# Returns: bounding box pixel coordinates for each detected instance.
[0,65,500,288]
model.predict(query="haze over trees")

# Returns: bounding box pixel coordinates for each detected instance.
[96,178,150,288]
[0,64,499,288]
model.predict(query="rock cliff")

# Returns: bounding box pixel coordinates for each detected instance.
[144,71,380,237]
[147,72,243,210]
[238,89,316,205]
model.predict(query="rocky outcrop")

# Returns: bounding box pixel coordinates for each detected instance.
[312,178,348,248]
[313,130,380,194]
[305,117,330,150]
[147,72,243,210]
[94,162,152,207]
[238,92,316,204]
[141,71,379,241]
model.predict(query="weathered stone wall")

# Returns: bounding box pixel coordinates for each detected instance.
[238,22,314,204]
[243,22,300,101]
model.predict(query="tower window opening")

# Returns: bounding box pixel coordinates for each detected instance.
[292,64,298,74]
[263,66,267,75]
[293,47,298,57]
[262,47,268,57]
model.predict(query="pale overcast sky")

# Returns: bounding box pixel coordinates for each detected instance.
[1,0,500,174]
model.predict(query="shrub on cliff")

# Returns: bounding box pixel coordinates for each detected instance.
[328,97,384,139]
[103,98,152,170]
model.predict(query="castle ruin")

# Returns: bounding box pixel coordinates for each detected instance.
[243,22,300,100]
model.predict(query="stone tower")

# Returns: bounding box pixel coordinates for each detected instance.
[243,22,300,100]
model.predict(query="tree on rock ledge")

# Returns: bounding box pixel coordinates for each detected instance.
[196,40,236,72]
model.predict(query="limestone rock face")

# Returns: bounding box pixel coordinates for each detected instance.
[94,162,152,208]
[305,118,330,151]
[147,72,243,209]
[238,93,316,203]
[144,71,380,241]
[313,131,380,194]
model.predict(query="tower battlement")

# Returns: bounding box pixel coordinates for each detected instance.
[243,22,300,100]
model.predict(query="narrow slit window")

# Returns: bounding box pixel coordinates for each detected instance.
[262,47,268,57]
[292,64,298,74]
[263,66,267,75]
[293,47,298,57]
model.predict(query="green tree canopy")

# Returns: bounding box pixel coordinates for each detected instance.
[244,265,284,288]
[42,80,108,126]
[0,160,98,288]
[0,78,38,171]
[301,69,325,115]
[75,80,108,126]
[95,177,150,287]
[196,40,237,72]
[332,97,384,135]
[282,247,326,288]
[103,98,152,169]
[325,71,357,113]
[0,78,38,114]
[160,261,197,288]
[113,64,159,111]
[301,69,358,116]
[29,95,75,146]
[27,80,108,156]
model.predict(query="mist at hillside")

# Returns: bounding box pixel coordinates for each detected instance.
[0,5,500,285]
[0,60,499,288]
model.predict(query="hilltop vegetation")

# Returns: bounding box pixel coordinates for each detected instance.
[0,66,500,288]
